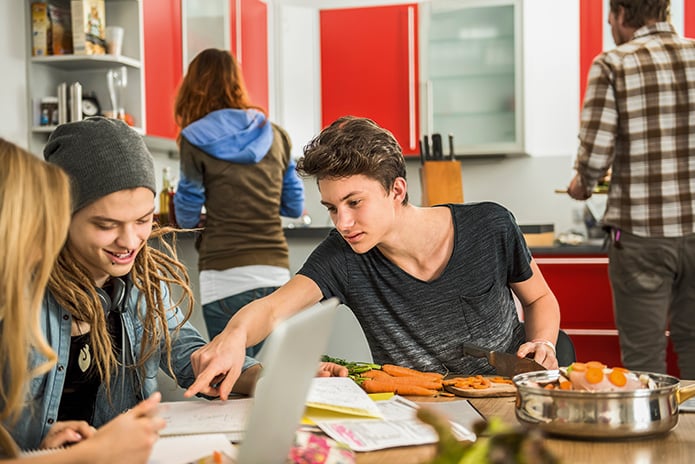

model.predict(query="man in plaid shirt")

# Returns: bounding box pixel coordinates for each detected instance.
[568,0,695,378]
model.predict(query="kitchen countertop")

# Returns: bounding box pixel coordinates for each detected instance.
[283,227,607,255]
[169,226,606,255]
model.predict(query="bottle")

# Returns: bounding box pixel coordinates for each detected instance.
[159,167,171,225]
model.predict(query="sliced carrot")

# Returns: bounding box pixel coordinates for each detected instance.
[490,376,513,385]
[544,383,555,389]
[608,369,627,387]
[586,361,607,370]
[559,380,572,390]
[571,362,587,372]
[585,367,604,384]
[448,375,493,390]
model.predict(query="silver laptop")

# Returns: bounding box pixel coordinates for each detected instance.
[235,297,339,464]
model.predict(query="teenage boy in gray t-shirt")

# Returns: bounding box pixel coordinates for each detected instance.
[186,116,561,400]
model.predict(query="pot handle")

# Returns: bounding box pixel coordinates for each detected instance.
[676,383,695,404]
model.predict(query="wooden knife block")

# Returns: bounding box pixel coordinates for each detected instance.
[419,160,464,206]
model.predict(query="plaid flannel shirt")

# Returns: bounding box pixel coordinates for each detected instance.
[575,22,695,237]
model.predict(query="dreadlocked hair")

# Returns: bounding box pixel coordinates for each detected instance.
[46,224,193,394]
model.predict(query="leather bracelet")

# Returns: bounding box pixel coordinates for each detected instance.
[531,339,556,354]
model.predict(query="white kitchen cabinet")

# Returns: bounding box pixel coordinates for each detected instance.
[419,0,522,156]
[24,0,144,155]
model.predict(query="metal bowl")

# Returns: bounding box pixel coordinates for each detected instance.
[512,370,695,439]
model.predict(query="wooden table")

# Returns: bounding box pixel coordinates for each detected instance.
[356,392,695,464]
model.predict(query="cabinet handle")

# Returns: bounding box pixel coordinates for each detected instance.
[534,257,609,265]
[407,6,416,151]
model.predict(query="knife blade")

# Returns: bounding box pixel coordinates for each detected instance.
[462,343,545,377]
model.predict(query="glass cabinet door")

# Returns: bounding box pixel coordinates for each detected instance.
[420,0,522,155]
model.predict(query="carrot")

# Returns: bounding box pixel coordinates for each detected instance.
[559,380,572,390]
[361,379,439,396]
[585,367,604,384]
[570,362,587,372]
[359,373,442,390]
[490,376,513,385]
[586,361,607,370]
[381,364,444,381]
[360,369,393,380]
[544,383,555,390]
[608,369,627,387]
[445,375,492,390]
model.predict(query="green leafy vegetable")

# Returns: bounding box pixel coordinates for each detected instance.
[320,355,381,377]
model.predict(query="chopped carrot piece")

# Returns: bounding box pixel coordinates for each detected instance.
[586,361,607,369]
[559,380,572,390]
[612,367,629,373]
[608,369,627,387]
[544,383,555,389]
[585,367,604,384]
[571,362,587,372]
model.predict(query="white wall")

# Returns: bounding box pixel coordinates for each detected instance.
[1,1,30,148]
[522,0,579,157]
[7,0,586,246]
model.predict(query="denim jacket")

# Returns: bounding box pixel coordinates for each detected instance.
[6,281,258,450]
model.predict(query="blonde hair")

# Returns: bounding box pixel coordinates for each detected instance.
[0,139,71,423]
[47,225,194,393]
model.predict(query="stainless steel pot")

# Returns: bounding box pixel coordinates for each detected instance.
[512,370,695,439]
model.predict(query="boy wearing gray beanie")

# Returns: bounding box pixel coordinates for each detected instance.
[11,117,263,451]
[44,116,156,213]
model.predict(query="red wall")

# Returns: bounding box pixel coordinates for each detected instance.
[579,0,603,109]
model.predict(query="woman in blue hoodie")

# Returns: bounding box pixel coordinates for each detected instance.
[174,48,305,355]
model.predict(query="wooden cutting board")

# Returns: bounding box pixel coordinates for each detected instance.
[443,376,516,398]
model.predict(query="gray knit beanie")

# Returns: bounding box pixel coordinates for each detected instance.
[44,117,156,213]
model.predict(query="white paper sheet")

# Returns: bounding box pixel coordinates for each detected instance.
[148,433,235,464]
[312,395,477,452]
[305,377,383,418]
[158,398,253,438]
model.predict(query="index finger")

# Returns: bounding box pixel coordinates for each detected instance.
[184,367,221,398]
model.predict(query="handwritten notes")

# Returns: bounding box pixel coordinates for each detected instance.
[158,398,253,439]
[305,377,383,418]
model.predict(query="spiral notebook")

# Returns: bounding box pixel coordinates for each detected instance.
[152,298,340,463]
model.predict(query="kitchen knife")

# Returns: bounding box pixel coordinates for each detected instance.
[431,133,443,160]
[462,343,545,377]
[423,135,431,160]
[448,133,455,160]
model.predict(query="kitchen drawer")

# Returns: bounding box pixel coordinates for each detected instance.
[536,255,615,329]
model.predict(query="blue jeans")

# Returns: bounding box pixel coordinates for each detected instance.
[202,287,279,358]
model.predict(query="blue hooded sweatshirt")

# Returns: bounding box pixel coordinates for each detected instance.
[174,109,304,228]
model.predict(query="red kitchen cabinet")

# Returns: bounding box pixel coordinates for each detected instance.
[320,4,420,156]
[535,253,680,377]
[143,0,182,140]
[230,0,268,112]
[144,0,268,141]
